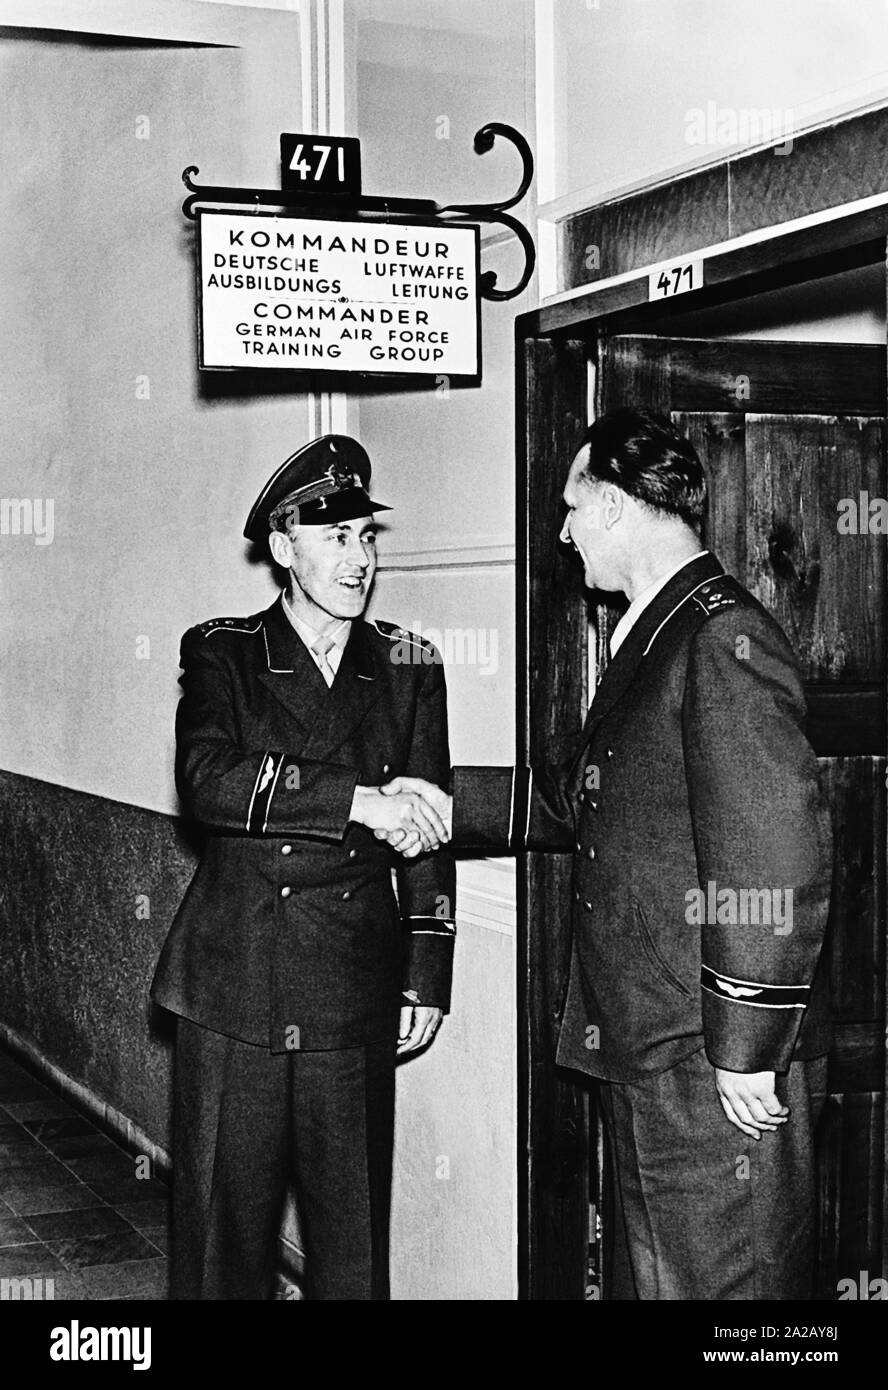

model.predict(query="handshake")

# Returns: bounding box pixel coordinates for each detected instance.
[350,777,453,858]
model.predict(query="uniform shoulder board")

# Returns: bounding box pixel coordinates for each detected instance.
[195,615,261,638]
[691,579,740,618]
[372,618,437,657]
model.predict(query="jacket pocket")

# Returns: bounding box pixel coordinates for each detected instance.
[631,897,692,997]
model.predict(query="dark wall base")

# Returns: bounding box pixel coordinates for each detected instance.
[0,769,308,1281]
[0,769,197,1153]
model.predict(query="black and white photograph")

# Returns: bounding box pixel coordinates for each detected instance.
[1,0,886,1358]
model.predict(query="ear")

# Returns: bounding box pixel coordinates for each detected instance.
[268,529,294,569]
[602,483,625,529]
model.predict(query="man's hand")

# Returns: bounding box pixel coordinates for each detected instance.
[398,1004,443,1054]
[349,784,448,853]
[714,1067,789,1140]
[373,777,453,858]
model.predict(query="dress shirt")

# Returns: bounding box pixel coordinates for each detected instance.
[281,592,351,686]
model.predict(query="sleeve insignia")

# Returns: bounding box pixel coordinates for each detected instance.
[701,965,808,1009]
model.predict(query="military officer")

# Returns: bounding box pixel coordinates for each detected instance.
[152,434,456,1301]
[382,409,832,1301]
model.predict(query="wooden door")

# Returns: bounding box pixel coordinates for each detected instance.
[520,330,887,1298]
[519,337,592,1298]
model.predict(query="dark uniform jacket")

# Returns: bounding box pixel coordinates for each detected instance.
[453,553,832,1083]
[152,595,456,1053]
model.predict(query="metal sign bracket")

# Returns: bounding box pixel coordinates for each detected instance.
[181,123,535,302]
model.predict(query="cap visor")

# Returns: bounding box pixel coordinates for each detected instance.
[291,489,391,525]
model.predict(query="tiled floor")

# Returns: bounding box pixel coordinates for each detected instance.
[0,1048,169,1299]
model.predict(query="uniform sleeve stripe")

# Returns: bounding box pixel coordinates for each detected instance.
[701,988,805,1010]
[516,767,530,850]
[701,965,809,1009]
[262,757,284,833]
[247,751,282,835]
[246,754,269,832]
[506,766,530,853]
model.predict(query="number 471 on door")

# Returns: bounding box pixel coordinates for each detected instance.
[648,259,704,300]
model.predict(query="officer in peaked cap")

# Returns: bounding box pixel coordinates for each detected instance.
[152,434,456,1301]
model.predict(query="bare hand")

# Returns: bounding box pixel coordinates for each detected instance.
[374,826,426,857]
[714,1068,789,1139]
[375,777,453,858]
[350,785,447,852]
[398,1004,443,1055]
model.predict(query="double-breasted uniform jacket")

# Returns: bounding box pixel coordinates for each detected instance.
[453,552,832,1083]
[152,595,456,1053]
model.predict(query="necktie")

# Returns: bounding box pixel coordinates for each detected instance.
[311,633,337,686]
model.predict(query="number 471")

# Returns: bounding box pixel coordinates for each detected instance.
[657,264,695,295]
[288,142,346,182]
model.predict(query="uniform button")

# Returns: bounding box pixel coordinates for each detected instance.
[382,763,391,775]
[342,890,352,901]
[576,842,582,853]
[281,843,293,855]
[587,798,598,811]
[348,849,357,859]
[280,886,292,899]
[574,889,581,903]
[587,846,596,860]
[583,900,593,912]
[606,748,614,759]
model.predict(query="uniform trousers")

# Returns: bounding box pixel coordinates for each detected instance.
[170,1016,397,1301]
[600,1047,828,1301]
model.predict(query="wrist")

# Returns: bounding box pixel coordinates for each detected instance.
[349,785,378,826]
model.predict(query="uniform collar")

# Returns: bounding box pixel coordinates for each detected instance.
[257,597,381,757]
[575,552,725,755]
[263,594,374,681]
[603,550,724,674]
[280,590,352,655]
[610,550,709,656]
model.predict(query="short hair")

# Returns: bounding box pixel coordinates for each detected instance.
[577,408,707,527]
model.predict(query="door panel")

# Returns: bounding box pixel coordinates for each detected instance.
[817,1090,885,1298]
[603,336,885,415]
[673,414,748,578]
[677,411,886,757]
[745,414,884,682]
[677,413,885,682]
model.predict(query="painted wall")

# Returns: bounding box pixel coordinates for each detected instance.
[0,14,304,811]
[544,0,888,207]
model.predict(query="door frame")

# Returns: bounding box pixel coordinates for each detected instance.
[514,204,888,1300]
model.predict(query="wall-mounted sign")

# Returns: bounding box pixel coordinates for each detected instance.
[280,133,361,197]
[197,210,481,380]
